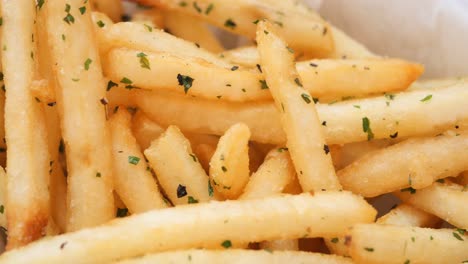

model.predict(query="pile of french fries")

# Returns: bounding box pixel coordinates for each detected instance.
[0,0,466,263]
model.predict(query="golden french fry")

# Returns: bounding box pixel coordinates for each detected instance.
[105,48,422,102]
[139,0,334,57]
[349,224,468,264]
[396,182,468,229]
[45,0,114,231]
[239,148,294,200]
[0,192,376,263]
[377,204,440,228]
[256,20,340,192]
[90,0,123,22]
[338,134,468,197]
[115,249,352,264]
[145,126,211,205]
[296,58,423,101]
[131,110,165,150]
[164,10,224,53]
[2,0,50,248]
[326,203,441,257]
[109,108,167,213]
[209,123,250,199]
[126,78,468,145]
[97,22,231,67]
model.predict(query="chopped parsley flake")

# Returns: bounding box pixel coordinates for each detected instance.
[221,166,227,172]
[97,20,105,28]
[120,77,134,89]
[128,156,140,165]
[107,80,117,91]
[231,66,239,71]
[294,77,303,87]
[116,208,128,217]
[286,46,294,53]
[362,117,374,140]
[278,147,288,152]
[310,63,318,67]
[323,144,330,154]
[79,6,86,15]
[63,4,75,24]
[259,80,269,89]
[221,240,232,248]
[420,94,432,102]
[37,0,45,9]
[137,52,150,70]
[453,232,464,241]
[331,237,338,243]
[189,154,197,162]
[0,205,4,214]
[401,187,417,194]
[84,58,92,70]
[224,19,236,29]
[205,3,214,14]
[177,184,187,198]
[404,260,410,264]
[177,74,194,94]
[301,93,312,104]
[187,196,198,204]
[193,2,202,13]
[390,132,398,139]
[96,172,101,177]
[179,1,187,7]
[364,247,374,252]
[208,181,214,197]
[144,24,152,32]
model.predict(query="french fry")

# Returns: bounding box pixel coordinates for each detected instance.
[209,123,250,199]
[296,58,423,101]
[105,48,422,102]
[115,249,352,264]
[2,0,50,248]
[256,20,340,192]
[44,0,114,231]
[90,0,123,22]
[144,126,211,205]
[131,111,165,150]
[164,10,224,53]
[0,167,6,229]
[326,203,441,257]
[239,148,295,200]
[338,134,468,197]
[129,79,468,145]
[109,108,167,213]
[396,182,468,229]
[139,0,334,57]
[349,224,468,264]
[0,192,376,263]
[97,22,231,67]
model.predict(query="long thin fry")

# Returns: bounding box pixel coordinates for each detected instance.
[2,0,50,249]
[0,192,376,263]
[109,108,167,213]
[139,0,334,57]
[209,123,250,199]
[115,249,353,264]
[44,0,114,231]
[396,182,468,229]
[256,20,340,192]
[129,80,468,145]
[349,224,468,264]
[338,134,468,197]
[105,47,422,102]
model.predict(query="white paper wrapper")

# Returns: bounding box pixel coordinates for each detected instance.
[309,0,468,78]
